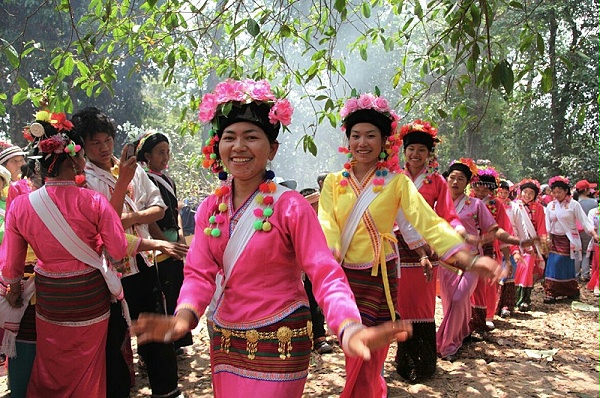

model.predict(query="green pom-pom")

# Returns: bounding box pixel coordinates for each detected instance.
[209,215,216,224]
[263,208,273,217]
[211,228,221,237]
[253,220,264,230]
[210,153,217,159]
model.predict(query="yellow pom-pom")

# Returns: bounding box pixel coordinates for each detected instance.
[338,187,347,194]
[373,186,383,193]
[35,110,50,122]
[218,203,228,212]
[255,195,264,204]
[204,228,212,236]
[262,221,272,232]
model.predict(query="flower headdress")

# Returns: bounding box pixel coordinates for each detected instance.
[338,93,401,193]
[549,175,570,187]
[399,119,440,147]
[514,178,541,200]
[400,119,441,181]
[23,110,82,177]
[471,166,500,189]
[199,79,293,175]
[198,79,290,238]
[447,158,478,182]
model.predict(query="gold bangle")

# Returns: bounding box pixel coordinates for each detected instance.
[465,255,480,272]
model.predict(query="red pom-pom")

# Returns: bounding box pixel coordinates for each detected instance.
[259,182,270,193]
[75,174,86,186]
[263,196,274,205]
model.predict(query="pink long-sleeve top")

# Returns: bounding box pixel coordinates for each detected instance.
[454,194,498,253]
[176,188,362,334]
[403,167,462,229]
[1,182,129,283]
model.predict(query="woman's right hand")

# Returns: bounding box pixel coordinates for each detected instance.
[117,146,138,185]
[158,241,189,260]
[469,256,506,283]
[130,313,190,345]
[345,320,413,360]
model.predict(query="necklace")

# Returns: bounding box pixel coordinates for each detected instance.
[204,170,277,238]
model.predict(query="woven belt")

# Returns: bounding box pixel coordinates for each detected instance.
[214,320,313,360]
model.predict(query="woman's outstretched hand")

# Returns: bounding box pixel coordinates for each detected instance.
[346,320,413,360]
[130,313,191,345]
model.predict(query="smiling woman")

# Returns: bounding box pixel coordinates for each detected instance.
[129,79,414,398]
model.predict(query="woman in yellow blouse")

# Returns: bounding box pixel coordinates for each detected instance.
[318,93,504,398]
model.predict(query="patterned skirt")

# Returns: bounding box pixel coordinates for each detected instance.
[544,234,579,298]
[344,260,397,327]
[210,307,312,397]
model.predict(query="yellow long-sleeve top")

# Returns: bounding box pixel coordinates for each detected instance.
[318,169,465,269]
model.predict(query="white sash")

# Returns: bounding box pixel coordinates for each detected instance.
[412,172,427,191]
[0,277,36,357]
[86,163,139,213]
[340,173,394,262]
[552,201,582,260]
[148,172,177,200]
[516,201,544,255]
[30,187,127,300]
[207,184,289,320]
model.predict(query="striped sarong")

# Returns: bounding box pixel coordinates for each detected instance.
[35,269,111,325]
[345,260,397,327]
[211,307,312,382]
[545,234,579,298]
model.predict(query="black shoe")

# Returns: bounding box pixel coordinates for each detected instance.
[567,292,580,300]
[441,354,457,362]
[543,296,557,304]
[463,333,483,343]
[314,339,333,354]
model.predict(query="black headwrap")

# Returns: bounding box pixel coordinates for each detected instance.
[216,102,280,142]
[447,163,473,182]
[344,109,392,138]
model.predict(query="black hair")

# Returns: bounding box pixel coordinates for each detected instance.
[520,182,540,199]
[300,187,318,197]
[446,163,473,182]
[71,107,117,142]
[33,121,84,179]
[344,109,392,138]
[550,181,571,196]
[134,132,169,163]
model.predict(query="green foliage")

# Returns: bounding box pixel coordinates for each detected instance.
[0,0,597,184]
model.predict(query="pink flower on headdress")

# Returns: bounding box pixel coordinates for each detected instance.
[269,98,293,126]
[357,93,376,110]
[340,93,399,125]
[478,166,499,178]
[549,176,570,186]
[340,98,359,119]
[246,79,276,102]
[213,80,245,103]
[198,93,218,123]
[373,97,389,113]
[198,78,292,126]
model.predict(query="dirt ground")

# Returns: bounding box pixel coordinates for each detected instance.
[1,281,598,397]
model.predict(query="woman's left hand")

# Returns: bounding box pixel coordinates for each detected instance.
[421,258,433,282]
[346,320,412,360]
[5,288,23,308]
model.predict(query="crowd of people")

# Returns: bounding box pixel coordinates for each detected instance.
[0,78,597,398]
